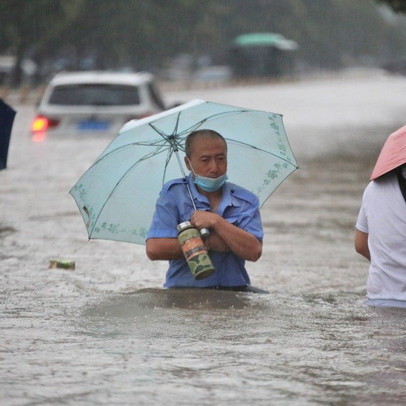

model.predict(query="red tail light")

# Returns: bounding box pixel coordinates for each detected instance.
[31,116,60,132]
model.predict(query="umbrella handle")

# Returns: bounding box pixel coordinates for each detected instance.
[200,228,210,239]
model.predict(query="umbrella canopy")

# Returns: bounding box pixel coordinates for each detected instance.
[370,124,406,180]
[0,99,16,170]
[70,99,298,245]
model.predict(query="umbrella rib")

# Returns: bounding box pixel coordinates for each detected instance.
[172,111,181,135]
[225,138,298,168]
[149,122,171,139]
[176,109,251,138]
[162,147,174,185]
[147,109,251,147]
[149,119,184,152]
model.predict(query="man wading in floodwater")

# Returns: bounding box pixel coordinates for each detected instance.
[146,129,263,290]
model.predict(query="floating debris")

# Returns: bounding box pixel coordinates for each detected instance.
[49,259,75,270]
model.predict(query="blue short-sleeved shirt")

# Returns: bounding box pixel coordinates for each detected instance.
[146,174,263,288]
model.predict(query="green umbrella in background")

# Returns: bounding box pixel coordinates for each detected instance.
[233,32,298,50]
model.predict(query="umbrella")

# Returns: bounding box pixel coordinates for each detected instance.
[370,124,406,180]
[70,99,298,245]
[0,99,16,170]
[233,32,298,51]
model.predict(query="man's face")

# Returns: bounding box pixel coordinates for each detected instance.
[185,136,227,178]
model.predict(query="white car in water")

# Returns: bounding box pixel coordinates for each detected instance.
[31,71,166,138]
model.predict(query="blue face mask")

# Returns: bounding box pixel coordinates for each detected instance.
[194,173,228,192]
[187,158,228,192]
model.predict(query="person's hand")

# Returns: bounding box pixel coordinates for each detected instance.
[190,211,229,252]
[190,210,219,230]
[190,210,262,261]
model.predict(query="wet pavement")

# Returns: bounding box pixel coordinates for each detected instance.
[1,69,406,405]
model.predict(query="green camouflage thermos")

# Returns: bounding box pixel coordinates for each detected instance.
[177,221,215,280]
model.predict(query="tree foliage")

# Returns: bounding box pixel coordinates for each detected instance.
[1,0,406,85]
[378,0,406,13]
[0,0,82,85]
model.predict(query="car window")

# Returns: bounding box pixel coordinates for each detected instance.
[48,84,140,106]
[147,82,165,110]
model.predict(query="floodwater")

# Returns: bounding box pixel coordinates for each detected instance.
[1,69,406,405]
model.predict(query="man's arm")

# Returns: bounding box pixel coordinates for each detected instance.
[355,229,370,261]
[190,211,262,262]
[146,238,183,260]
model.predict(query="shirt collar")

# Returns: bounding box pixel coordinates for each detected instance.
[186,174,241,209]
[221,182,241,209]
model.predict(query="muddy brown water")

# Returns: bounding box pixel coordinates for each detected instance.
[1,71,406,405]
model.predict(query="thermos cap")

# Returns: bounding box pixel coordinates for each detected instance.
[177,221,192,232]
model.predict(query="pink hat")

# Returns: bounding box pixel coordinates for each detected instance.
[370,124,406,180]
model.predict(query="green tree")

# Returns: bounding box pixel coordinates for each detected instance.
[1,0,406,84]
[52,0,225,70]
[0,0,82,86]
[378,0,406,13]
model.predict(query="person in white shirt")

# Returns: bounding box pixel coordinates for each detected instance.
[355,124,406,308]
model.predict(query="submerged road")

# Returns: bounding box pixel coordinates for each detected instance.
[1,69,406,405]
